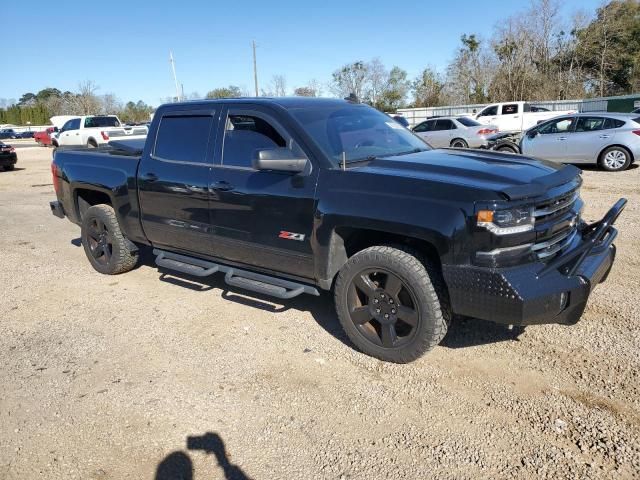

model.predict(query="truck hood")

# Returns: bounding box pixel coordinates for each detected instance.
[354,149,580,200]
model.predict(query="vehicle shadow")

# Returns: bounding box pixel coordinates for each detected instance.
[577,163,638,172]
[440,317,525,349]
[1,167,26,173]
[137,246,521,351]
[155,431,251,480]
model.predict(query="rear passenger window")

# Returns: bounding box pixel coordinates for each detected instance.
[434,119,455,130]
[154,115,213,163]
[604,118,626,129]
[502,104,519,114]
[222,114,286,168]
[575,117,604,132]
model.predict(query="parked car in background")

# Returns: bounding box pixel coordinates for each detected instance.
[475,101,575,133]
[55,115,148,148]
[0,128,19,139]
[412,116,498,148]
[521,113,640,171]
[391,115,410,128]
[16,131,35,139]
[34,127,57,147]
[631,107,640,114]
[0,142,17,171]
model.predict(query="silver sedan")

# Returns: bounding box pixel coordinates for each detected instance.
[520,113,640,171]
[412,116,498,149]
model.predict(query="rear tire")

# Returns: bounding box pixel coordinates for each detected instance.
[599,146,631,172]
[334,245,449,363]
[3,164,15,171]
[81,204,138,275]
[87,139,98,148]
[450,138,468,148]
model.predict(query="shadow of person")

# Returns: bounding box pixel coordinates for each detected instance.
[187,432,251,480]
[155,451,192,480]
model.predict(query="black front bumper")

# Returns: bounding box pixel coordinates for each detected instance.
[443,199,626,326]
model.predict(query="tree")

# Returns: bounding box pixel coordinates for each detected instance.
[575,0,640,96]
[365,58,388,107]
[18,93,36,106]
[446,34,494,104]
[73,80,102,115]
[378,67,410,111]
[331,61,369,100]
[412,67,446,107]
[270,75,287,96]
[294,86,317,97]
[206,86,242,99]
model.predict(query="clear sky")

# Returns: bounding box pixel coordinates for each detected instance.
[3,0,602,106]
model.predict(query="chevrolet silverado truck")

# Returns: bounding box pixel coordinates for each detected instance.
[54,115,148,148]
[49,98,626,363]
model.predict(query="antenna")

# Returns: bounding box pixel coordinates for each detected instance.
[342,151,346,171]
[252,40,259,97]
[169,50,181,101]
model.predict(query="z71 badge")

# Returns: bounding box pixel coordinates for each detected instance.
[279,231,305,241]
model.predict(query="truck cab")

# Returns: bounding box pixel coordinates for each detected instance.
[476,102,575,133]
[56,115,148,148]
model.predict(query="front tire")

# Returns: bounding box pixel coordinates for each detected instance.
[334,246,449,363]
[81,204,138,275]
[599,146,631,172]
[496,144,518,154]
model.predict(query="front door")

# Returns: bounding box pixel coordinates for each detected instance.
[137,107,218,256]
[522,116,575,161]
[208,105,318,279]
[59,118,82,146]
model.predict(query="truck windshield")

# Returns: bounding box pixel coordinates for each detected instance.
[85,116,120,128]
[290,104,430,164]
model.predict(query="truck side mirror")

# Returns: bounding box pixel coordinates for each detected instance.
[253,148,308,173]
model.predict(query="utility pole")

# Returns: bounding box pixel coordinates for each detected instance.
[252,40,259,97]
[169,50,181,101]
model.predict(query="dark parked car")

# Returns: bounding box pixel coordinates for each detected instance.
[0,128,19,139]
[50,98,625,363]
[0,142,17,171]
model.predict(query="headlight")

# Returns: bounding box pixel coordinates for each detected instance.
[477,206,534,235]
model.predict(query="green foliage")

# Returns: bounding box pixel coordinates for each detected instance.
[119,101,154,123]
[206,86,242,99]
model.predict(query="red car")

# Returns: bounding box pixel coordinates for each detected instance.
[34,127,57,147]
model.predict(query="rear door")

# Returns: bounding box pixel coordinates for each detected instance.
[521,116,575,161]
[564,116,611,163]
[137,106,218,255]
[428,119,456,148]
[207,105,318,279]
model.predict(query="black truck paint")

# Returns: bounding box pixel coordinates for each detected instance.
[49,98,625,362]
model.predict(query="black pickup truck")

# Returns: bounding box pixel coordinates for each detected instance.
[49,98,626,363]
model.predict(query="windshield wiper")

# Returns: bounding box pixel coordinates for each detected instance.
[393,148,427,156]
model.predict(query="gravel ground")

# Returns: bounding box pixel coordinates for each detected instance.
[1,148,639,480]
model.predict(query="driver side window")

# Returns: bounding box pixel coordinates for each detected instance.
[478,106,498,117]
[538,117,575,135]
[222,112,297,169]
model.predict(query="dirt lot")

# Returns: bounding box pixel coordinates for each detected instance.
[1,148,639,479]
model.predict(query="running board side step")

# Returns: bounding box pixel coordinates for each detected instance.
[153,249,320,300]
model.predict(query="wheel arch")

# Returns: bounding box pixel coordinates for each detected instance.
[319,226,445,290]
[598,144,634,164]
[450,137,468,147]
[74,187,113,222]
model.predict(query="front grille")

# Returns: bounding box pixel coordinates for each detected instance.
[533,188,579,223]
[532,227,577,259]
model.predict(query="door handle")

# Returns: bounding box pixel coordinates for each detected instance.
[210,180,234,191]
[75,133,79,136]
[558,137,567,141]
[143,172,159,182]
[599,134,611,139]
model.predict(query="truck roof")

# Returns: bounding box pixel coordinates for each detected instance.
[162,97,354,110]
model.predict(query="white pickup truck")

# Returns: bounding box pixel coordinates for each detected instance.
[53,115,147,148]
[475,102,576,133]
